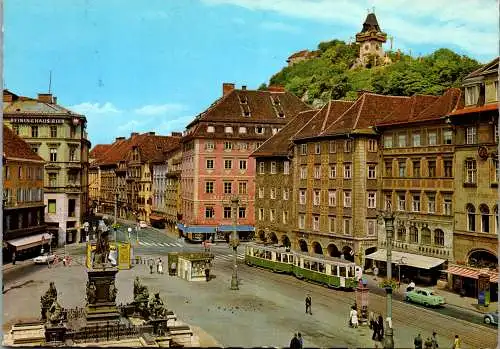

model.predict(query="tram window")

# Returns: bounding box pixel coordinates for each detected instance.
[318,263,325,273]
[304,260,310,269]
[283,255,288,263]
[276,253,281,262]
[339,266,346,277]
[311,262,318,271]
[265,251,272,260]
[289,255,293,263]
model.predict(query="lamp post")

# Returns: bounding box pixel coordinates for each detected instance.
[84,222,89,242]
[229,196,240,290]
[378,201,395,349]
[92,226,97,241]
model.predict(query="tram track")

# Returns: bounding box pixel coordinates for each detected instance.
[214,260,497,349]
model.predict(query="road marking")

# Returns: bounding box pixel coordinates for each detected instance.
[174,243,182,247]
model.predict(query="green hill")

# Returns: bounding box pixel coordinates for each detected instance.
[262,40,481,106]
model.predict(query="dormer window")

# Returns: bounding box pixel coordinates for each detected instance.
[207,126,215,133]
[239,127,247,134]
[238,95,248,104]
[255,127,264,135]
[272,128,279,135]
[465,85,480,106]
[225,126,233,134]
[278,112,285,118]
[243,111,251,117]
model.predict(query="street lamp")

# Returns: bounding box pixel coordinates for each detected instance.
[229,196,240,290]
[378,201,395,349]
[92,226,97,241]
[84,222,89,242]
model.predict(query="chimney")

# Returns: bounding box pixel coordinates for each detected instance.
[131,132,139,138]
[242,85,247,90]
[171,132,182,137]
[115,136,125,142]
[148,132,155,136]
[38,93,54,103]
[223,83,235,97]
[53,97,58,104]
[267,85,285,92]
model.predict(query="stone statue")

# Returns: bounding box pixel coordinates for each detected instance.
[40,282,58,320]
[108,283,117,302]
[92,230,111,267]
[86,281,97,304]
[46,299,63,326]
[149,292,167,319]
[133,277,142,299]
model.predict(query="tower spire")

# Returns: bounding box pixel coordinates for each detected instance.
[48,70,52,94]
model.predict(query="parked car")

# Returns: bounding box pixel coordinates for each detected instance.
[404,288,446,307]
[139,221,148,228]
[33,253,55,264]
[484,311,498,325]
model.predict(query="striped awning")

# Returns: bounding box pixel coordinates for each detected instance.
[7,233,52,251]
[446,265,498,283]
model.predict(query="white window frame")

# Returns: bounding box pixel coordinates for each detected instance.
[239,126,247,134]
[299,190,306,205]
[206,159,214,169]
[314,166,321,179]
[258,187,264,199]
[398,134,407,147]
[328,190,336,207]
[301,144,307,155]
[300,166,307,179]
[224,159,232,169]
[466,126,477,145]
[299,215,305,229]
[259,162,265,174]
[344,140,352,152]
[313,190,321,206]
[465,85,479,105]
[270,162,277,174]
[224,141,233,150]
[412,194,420,212]
[465,159,477,183]
[412,133,421,147]
[283,161,290,175]
[270,188,276,199]
[255,127,265,135]
[206,141,214,150]
[384,136,393,148]
[443,129,453,144]
[398,193,405,211]
[225,126,233,134]
[443,196,452,215]
[368,165,376,179]
[427,194,436,213]
[428,131,437,145]
[329,141,336,153]
[344,164,351,179]
[283,188,289,201]
[367,192,376,208]
[343,191,351,207]
[329,165,336,179]
[207,126,215,133]
[313,216,320,231]
[343,219,351,235]
[368,139,377,152]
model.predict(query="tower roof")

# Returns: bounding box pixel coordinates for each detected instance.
[361,13,381,32]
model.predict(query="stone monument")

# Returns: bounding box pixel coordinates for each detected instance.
[85,229,120,324]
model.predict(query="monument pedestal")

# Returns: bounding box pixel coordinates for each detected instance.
[44,325,66,344]
[86,267,120,324]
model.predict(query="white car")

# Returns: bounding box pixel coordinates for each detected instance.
[139,221,148,228]
[34,253,56,264]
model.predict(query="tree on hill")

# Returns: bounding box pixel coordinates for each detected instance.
[265,41,481,105]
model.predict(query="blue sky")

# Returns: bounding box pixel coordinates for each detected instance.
[5,0,498,145]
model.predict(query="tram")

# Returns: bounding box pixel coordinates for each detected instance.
[244,243,358,290]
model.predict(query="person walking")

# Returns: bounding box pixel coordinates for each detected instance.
[290,333,301,349]
[205,265,210,282]
[158,259,163,275]
[414,334,423,349]
[424,337,433,349]
[452,335,461,349]
[305,295,312,315]
[431,331,438,349]
[349,306,358,328]
[373,266,379,281]
[408,280,416,291]
[149,261,154,274]
[12,252,16,265]
[369,311,375,329]
[371,317,379,341]
[297,333,303,349]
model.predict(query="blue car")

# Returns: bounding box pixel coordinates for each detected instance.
[484,311,498,325]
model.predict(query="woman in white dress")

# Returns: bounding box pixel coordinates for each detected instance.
[158,260,164,274]
[349,307,359,328]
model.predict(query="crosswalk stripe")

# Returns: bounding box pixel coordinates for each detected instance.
[174,243,182,247]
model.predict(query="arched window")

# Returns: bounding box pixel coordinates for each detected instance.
[434,229,445,246]
[466,204,476,232]
[409,226,418,243]
[421,227,431,245]
[397,226,406,242]
[480,204,490,233]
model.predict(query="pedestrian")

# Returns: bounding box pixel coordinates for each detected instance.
[305,295,312,315]
[371,318,379,341]
[368,311,375,329]
[290,333,301,349]
[12,252,16,265]
[297,333,303,349]
[156,258,160,273]
[452,335,461,349]
[149,262,154,274]
[377,315,384,341]
[424,337,433,349]
[349,306,358,328]
[431,331,438,349]
[414,334,423,349]
[373,266,379,280]
[62,256,67,267]
[408,280,416,291]
[205,265,210,282]
[158,259,163,274]
[171,261,177,276]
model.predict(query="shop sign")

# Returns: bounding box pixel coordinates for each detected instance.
[10,118,65,124]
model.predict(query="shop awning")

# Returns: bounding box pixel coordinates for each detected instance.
[149,215,165,221]
[7,233,52,251]
[365,250,445,270]
[445,265,498,283]
[184,226,216,234]
[217,225,255,232]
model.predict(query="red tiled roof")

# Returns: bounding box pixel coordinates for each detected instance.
[96,133,181,166]
[412,88,461,121]
[251,109,320,157]
[448,103,498,116]
[183,88,310,140]
[376,95,439,126]
[3,125,44,162]
[89,144,112,160]
[293,100,354,140]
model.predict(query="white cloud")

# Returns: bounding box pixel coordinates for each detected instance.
[202,0,497,59]
[69,102,121,115]
[260,21,301,33]
[133,103,186,116]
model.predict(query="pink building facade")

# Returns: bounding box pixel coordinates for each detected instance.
[180,83,309,242]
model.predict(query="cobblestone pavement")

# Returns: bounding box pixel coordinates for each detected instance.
[3,254,498,348]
